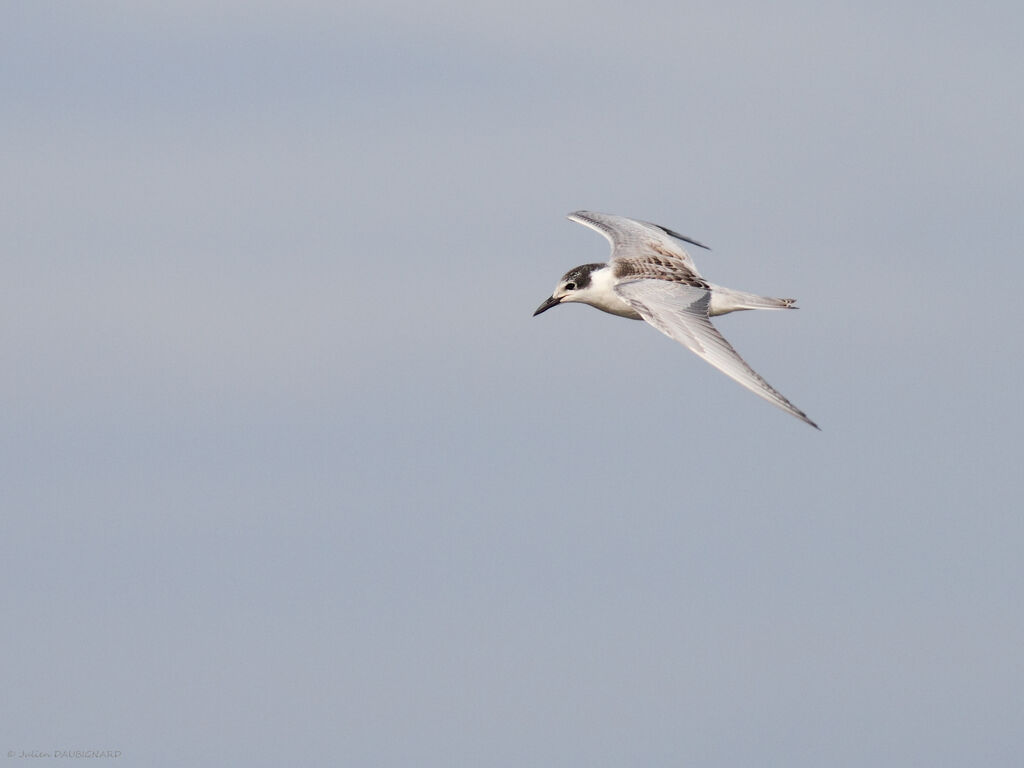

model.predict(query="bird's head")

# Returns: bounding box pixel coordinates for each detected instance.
[533,263,604,316]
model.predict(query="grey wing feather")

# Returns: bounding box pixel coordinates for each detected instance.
[614,279,819,429]
[568,211,709,273]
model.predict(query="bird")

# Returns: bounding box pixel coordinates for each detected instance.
[533,211,818,429]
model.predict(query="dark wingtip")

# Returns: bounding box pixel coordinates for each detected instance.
[657,224,711,251]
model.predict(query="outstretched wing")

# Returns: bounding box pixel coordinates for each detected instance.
[614,278,819,429]
[568,210,709,275]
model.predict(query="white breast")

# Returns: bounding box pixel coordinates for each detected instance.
[577,266,643,319]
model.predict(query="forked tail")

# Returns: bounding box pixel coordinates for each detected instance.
[708,286,798,316]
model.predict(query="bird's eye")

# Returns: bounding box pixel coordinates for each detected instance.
[564,282,576,291]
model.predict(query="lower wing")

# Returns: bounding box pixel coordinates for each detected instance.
[615,279,819,429]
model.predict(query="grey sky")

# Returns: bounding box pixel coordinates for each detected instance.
[3,1,1023,765]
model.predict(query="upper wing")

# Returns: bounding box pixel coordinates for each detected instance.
[614,279,819,429]
[568,211,709,275]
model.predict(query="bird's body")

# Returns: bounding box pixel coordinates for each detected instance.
[534,211,818,429]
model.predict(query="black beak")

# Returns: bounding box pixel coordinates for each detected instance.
[533,295,562,316]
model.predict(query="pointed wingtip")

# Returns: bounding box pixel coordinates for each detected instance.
[658,225,711,251]
[802,414,821,430]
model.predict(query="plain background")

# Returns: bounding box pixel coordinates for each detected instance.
[3,1,1023,765]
